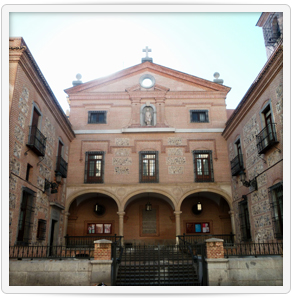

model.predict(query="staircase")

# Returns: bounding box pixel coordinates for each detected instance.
[115,245,200,286]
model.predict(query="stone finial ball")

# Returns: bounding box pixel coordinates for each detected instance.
[213,72,220,79]
[76,73,82,80]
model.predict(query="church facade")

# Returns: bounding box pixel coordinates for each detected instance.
[64,60,234,245]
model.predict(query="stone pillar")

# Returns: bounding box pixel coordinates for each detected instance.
[205,238,229,286]
[117,211,125,245]
[91,239,112,285]
[62,212,70,245]
[205,238,224,259]
[228,210,236,243]
[174,211,182,244]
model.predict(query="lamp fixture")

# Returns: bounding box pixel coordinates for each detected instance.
[146,202,152,211]
[239,171,257,190]
[55,172,62,184]
[145,193,152,211]
[44,179,59,194]
[197,202,202,211]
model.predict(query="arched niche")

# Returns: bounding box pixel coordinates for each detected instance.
[140,104,156,126]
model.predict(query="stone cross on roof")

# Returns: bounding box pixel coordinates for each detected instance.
[143,46,151,57]
[142,46,153,63]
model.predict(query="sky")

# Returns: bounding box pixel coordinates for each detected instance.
[8,9,268,113]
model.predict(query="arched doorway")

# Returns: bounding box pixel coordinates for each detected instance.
[66,193,119,242]
[180,192,232,241]
[123,192,176,245]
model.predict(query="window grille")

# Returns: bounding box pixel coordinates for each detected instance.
[84,151,104,183]
[269,182,283,239]
[238,197,251,241]
[88,111,107,124]
[193,150,214,182]
[17,188,35,245]
[190,110,209,123]
[37,219,47,240]
[139,151,159,183]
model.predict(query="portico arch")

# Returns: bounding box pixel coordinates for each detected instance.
[65,188,121,213]
[122,189,176,211]
[178,189,235,240]
[178,188,233,211]
[121,190,177,245]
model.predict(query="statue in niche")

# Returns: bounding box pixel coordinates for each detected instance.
[144,107,152,126]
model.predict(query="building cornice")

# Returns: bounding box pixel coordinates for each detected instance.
[9,38,75,141]
[222,44,283,139]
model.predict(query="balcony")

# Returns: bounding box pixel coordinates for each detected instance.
[230,154,244,176]
[55,155,68,178]
[256,123,278,154]
[26,126,46,156]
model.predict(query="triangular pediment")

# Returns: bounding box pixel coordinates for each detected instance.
[64,62,230,95]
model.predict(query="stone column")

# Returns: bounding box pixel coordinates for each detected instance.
[117,211,125,245]
[62,212,70,245]
[91,239,112,285]
[174,211,182,244]
[228,210,236,243]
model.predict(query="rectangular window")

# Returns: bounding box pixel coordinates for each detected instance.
[139,151,159,183]
[239,197,251,241]
[84,152,104,183]
[17,188,35,245]
[256,104,278,154]
[193,150,214,182]
[56,140,68,178]
[25,164,33,181]
[190,110,209,123]
[231,139,244,176]
[88,111,107,124]
[269,182,283,239]
[37,219,47,240]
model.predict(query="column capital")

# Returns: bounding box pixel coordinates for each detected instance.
[228,210,234,216]
[173,211,182,216]
[117,211,126,216]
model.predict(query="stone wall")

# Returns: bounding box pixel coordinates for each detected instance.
[207,256,283,286]
[9,259,93,286]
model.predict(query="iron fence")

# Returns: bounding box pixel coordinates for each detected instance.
[64,234,122,248]
[179,233,235,246]
[9,245,95,259]
[224,241,283,258]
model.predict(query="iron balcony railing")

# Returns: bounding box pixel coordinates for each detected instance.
[224,241,283,258]
[26,125,46,156]
[56,155,68,178]
[230,154,244,176]
[256,123,278,154]
[64,235,123,248]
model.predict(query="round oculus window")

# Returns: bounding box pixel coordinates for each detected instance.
[139,74,155,89]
